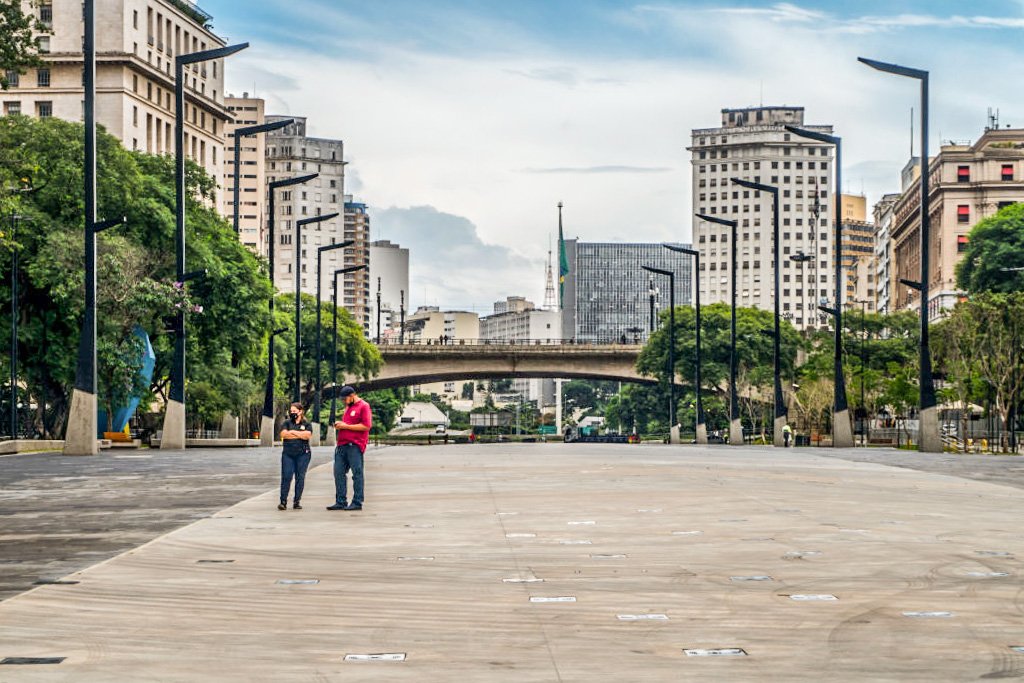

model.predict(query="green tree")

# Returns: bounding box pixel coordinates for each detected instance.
[362,388,408,435]
[955,203,1024,293]
[0,116,276,436]
[0,0,42,90]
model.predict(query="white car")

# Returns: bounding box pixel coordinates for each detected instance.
[435,425,447,434]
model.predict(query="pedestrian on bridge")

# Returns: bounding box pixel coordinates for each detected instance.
[279,402,312,511]
[328,386,373,511]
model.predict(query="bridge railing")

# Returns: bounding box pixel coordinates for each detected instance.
[375,337,644,347]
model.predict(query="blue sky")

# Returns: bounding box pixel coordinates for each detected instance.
[201,0,1024,310]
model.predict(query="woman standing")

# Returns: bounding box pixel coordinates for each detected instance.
[279,402,312,510]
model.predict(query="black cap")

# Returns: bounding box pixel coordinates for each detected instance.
[338,386,356,397]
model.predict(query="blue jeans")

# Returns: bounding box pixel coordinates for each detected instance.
[280,451,311,503]
[334,443,364,506]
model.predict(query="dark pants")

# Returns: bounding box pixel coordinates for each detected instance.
[334,443,364,506]
[280,451,311,503]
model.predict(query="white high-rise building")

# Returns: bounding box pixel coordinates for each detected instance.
[264,116,349,299]
[223,94,266,253]
[480,296,562,408]
[690,106,836,330]
[368,239,409,342]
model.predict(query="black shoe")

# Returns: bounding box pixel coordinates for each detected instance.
[326,503,347,510]
[278,501,287,511]
[344,504,362,511]
[293,501,302,510]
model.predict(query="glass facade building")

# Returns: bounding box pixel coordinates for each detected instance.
[561,240,693,343]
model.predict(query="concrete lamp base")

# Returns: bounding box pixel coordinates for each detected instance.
[669,425,681,445]
[310,421,321,447]
[259,415,275,448]
[160,400,186,450]
[325,425,337,447]
[833,408,855,448]
[729,418,744,446]
[63,389,99,456]
[695,423,708,445]
[774,415,787,448]
[918,405,943,453]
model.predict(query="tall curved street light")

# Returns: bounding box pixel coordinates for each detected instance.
[784,124,854,448]
[312,234,350,445]
[858,56,940,453]
[663,244,706,444]
[731,177,787,447]
[326,264,368,446]
[294,213,341,406]
[696,213,743,445]
[642,265,678,443]
[232,118,293,234]
[259,172,318,447]
[158,41,249,450]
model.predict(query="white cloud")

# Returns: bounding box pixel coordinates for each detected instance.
[223,2,1024,308]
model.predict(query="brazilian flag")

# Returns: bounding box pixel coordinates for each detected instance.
[558,206,569,307]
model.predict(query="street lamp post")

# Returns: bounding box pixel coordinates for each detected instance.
[259,173,318,448]
[160,41,248,451]
[294,213,341,408]
[399,290,406,344]
[790,251,813,329]
[327,265,368,443]
[696,213,743,445]
[375,277,382,344]
[731,178,787,446]
[8,212,22,440]
[785,124,853,448]
[642,265,678,443]
[648,276,659,334]
[311,231,349,445]
[859,56,940,453]
[664,244,706,444]
[63,0,99,455]
[232,118,294,234]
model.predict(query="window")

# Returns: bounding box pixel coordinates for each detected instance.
[38,37,50,54]
[4,70,18,87]
[1002,164,1014,181]
[4,101,21,115]
[957,165,970,182]
[957,235,969,252]
[37,68,50,87]
[39,3,52,26]
[957,205,970,223]
[36,101,52,118]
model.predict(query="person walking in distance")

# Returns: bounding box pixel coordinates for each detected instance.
[327,386,372,511]
[279,402,312,510]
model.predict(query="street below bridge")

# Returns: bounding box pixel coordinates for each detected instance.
[2,444,1024,680]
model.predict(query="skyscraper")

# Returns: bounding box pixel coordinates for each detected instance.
[690,106,836,330]
[223,94,267,253]
[561,241,692,343]
[264,116,348,298]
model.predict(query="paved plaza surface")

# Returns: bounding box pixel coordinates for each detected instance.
[1,444,1024,681]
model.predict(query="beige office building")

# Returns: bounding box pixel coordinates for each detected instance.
[223,94,267,253]
[839,195,875,313]
[690,106,836,331]
[3,0,233,207]
[264,116,349,299]
[890,127,1024,320]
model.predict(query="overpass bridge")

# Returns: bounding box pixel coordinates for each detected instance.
[338,340,651,393]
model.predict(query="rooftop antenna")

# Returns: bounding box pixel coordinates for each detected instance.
[910,106,914,157]
[543,232,557,311]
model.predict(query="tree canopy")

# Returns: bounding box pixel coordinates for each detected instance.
[955,202,1024,293]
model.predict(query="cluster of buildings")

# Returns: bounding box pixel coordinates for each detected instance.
[6,2,1024,422]
[1,0,411,339]
[690,105,1024,324]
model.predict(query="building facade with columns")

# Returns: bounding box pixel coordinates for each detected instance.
[889,127,1024,320]
[3,0,233,206]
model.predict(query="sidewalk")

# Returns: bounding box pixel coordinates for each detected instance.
[1,443,1023,681]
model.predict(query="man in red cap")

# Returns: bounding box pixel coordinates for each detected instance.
[327,386,372,511]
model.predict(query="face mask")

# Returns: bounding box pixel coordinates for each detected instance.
[290,412,299,419]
